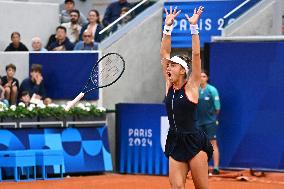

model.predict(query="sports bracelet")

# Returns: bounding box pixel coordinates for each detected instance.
[190,24,199,35]
[163,24,174,36]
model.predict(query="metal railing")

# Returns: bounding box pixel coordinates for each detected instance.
[100,0,149,35]
[223,0,251,19]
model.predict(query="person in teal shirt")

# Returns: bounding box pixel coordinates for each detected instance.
[197,70,221,175]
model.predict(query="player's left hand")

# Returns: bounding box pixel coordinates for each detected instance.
[185,6,204,25]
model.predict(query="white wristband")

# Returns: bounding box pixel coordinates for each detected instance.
[190,24,199,35]
[163,25,173,36]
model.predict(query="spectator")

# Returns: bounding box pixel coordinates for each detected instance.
[102,0,131,28]
[117,7,132,30]
[60,0,87,26]
[1,64,19,105]
[19,91,30,107]
[45,34,56,50]
[0,83,9,107]
[196,70,221,175]
[18,64,52,105]
[31,37,47,51]
[4,32,29,51]
[74,30,98,50]
[61,9,82,44]
[47,26,74,51]
[80,9,104,43]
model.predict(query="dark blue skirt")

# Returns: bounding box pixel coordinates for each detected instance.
[164,128,213,162]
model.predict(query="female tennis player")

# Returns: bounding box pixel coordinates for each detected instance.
[161,6,213,189]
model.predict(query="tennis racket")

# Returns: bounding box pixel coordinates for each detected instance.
[65,52,125,111]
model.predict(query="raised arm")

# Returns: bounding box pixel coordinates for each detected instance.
[185,6,204,85]
[160,7,181,86]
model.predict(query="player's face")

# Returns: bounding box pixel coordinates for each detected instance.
[200,73,208,85]
[6,68,15,78]
[167,62,184,83]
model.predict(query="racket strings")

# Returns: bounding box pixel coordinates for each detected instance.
[88,54,124,88]
[99,55,123,86]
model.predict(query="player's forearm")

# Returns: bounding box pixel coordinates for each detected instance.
[192,34,200,56]
[160,34,171,58]
[191,34,201,78]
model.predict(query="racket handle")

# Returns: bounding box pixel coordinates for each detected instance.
[65,92,85,111]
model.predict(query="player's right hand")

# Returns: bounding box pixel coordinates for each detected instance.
[164,6,181,26]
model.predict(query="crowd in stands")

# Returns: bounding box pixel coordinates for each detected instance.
[3,0,155,52]
[1,0,155,107]
[0,63,51,107]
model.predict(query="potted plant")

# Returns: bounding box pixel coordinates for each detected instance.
[36,103,66,127]
[0,102,37,128]
[0,102,106,128]
[70,103,106,122]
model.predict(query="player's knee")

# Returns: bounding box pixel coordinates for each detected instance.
[169,178,185,189]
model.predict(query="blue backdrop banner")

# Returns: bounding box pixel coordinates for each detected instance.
[29,52,99,100]
[0,126,112,173]
[116,103,169,175]
[164,0,258,48]
[209,41,284,170]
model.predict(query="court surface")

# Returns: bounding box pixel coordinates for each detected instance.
[0,170,283,189]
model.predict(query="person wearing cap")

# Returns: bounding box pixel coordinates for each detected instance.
[161,6,213,189]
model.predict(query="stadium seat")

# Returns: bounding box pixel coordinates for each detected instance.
[33,150,64,180]
[0,150,36,182]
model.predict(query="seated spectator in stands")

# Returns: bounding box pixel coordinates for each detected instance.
[45,34,56,50]
[4,32,29,51]
[61,0,87,26]
[0,77,9,106]
[117,7,132,29]
[80,9,104,43]
[61,9,82,44]
[102,0,131,28]
[18,64,52,105]
[47,26,74,51]
[1,64,19,105]
[31,37,47,51]
[74,30,98,50]
[19,91,30,107]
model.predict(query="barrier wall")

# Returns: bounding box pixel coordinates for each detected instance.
[0,1,59,51]
[0,126,113,173]
[0,52,100,100]
[30,52,99,100]
[116,103,169,175]
[117,99,284,175]
[209,41,284,170]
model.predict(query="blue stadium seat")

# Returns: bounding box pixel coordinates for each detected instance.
[0,150,36,182]
[33,150,64,180]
